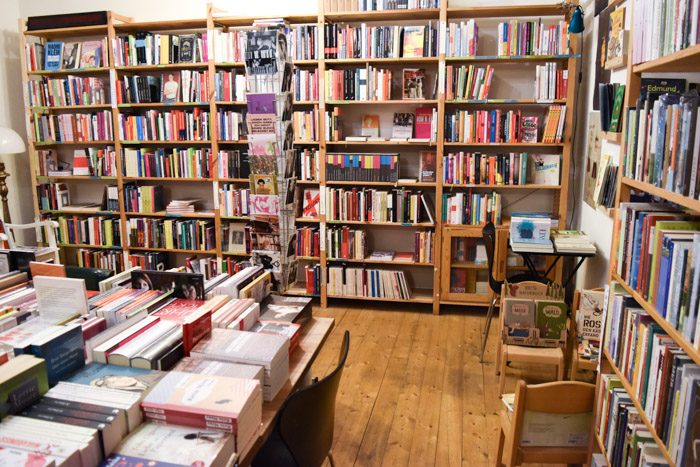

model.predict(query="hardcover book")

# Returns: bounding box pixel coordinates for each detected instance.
[361,115,380,138]
[79,41,102,68]
[535,300,568,340]
[302,188,320,219]
[503,298,536,337]
[527,154,561,185]
[419,151,436,182]
[44,42,63,71]
[414,107,433,140]
[520,117,539,143]
[161,72,181,104]
[608,84,626,133]
[178,34,196,63]
[402,26,425,58]
[402,68,425,99]
[61,42,80,69]
[392,113,414,139]
[0,355,49,418]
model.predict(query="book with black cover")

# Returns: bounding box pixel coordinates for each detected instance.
[131,270,205,300]
[27,11,108,31]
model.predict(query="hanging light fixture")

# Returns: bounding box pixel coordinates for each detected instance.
[568,4,585,33]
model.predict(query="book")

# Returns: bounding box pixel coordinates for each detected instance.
[301,188,320,219]
[61,42,80,70]
[535,300,568,340]
[402,68,425,99]
[44,42,63,71]
[79,41,101,68]
[520,116,539,143]
[419,151,436,183]
[608,84,626,133]
[361,115,380,138]
[0,355,49,418]
[402,26,425,58]
[527,154,561,185]
[392,113,414,139]
[607,7,626,64]
[415,107,433,140]
[67,362,165,393]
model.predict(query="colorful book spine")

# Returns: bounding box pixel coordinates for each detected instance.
[326,153,399,182]
[294,68,319,101]
[121,147,213,179]
[76,248,125,272]
[445,19,478,57]
[497,19,569,56]
[118,109,209,142]
[126,217,215,251]
[298,148,320,181]
[441,191,502,225]
[325,187,433,224]
[56,215,121,247]
[217,150,248,179]
[27,76,108,107]
[214,70,246,102]
[290,24,318,60]
[112,32,208,66]
[218,184,251,217]
[216,110,245,141]
[296,226,320,257]
[34,111,113,143]
[323,23,438,59]
[293,109,319,142]
[327,266,412,300]
[443,152,529,185]
[445,65,494,101]
[326,227,366,260]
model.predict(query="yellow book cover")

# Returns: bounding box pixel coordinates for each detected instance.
[402,26,425,58]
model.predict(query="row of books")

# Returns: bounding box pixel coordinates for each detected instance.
[123,185,164,214]
[118,109,210,142]
[443,152,559,186]
[615,202,700,343]
[127,251,168,271]
[33,111,113,143]
[296,226,320,258]
[27,76,108,107]
[214,70,246,103]
[217,110,246,141]
[632,0,700,65]
[38,148,117,177]
[323,23,438,59]
[598,82,625,133]
[218,150,250,179]
[112,33,207,66]
[304,264,322,296]
[623,78,699,198]
[325,67,393,101]
[326,153,399,182]
[292,109,319,142]
[497,19,569,57]
[56,215,121,247]
[534,62,568,101]
[445,64,494,101]
[290,24,319,61]
[213,27,316,64]
[327,266,412,299]
[325,188,435,224]
[126,218,215,251]
[445,20,478,58]
[327,227,366,260]
[116,70,210,104]
[76,248,125,271]
[442,191,502,226]
[219,185,251,217]
[603,284,699,465]
[596,374,676,467]
[325,0,440,11]
[294,68,319,101]
[122,147,213,179]
[298,148,320,181]
[24,39,107,71]
[36,183,70,211]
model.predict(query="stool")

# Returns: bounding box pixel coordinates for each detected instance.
[498,345,565,394]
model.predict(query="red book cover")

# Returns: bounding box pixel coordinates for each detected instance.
[143,409,235,433]
[415,107,433,140]
[154,299,211,354]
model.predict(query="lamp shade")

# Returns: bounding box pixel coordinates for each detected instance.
[568,6,585,34]
[0,127,25,155]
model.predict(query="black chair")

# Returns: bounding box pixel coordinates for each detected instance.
[479,222,546,362]
[65,265,114,291]
[252,330,350,467]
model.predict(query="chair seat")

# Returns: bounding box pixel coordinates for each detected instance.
[504,345,564,365]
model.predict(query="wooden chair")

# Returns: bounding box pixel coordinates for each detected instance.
[0,220,61,264]
[496,282,565,394]
[496,380,595,466]
[570,289,603,380]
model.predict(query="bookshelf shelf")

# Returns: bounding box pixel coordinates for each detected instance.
[214,14,318,27]
[602,349,677,467]
[442,184,561,190]
[621,177,700,212]
[120,140,211,145]
[443,142,564,148]
[31,104,112,111]
[218,178,249,183]
[325,180,437,188]
[27,67,110,76]
[217,140,249,144]
[296,256,321,261]
[285,282,320,297]
[294,140,320,145]
[36,175,117,181]
[327,287,434,303]
[326,99,438,105]
[324,57,439,65]
[599,131,622,143]
[446,4,566,18]
[122,177,214,182]
[632,44,700,73]
[115,63,209,72]
[24,24,109,38]
[327,140,436,146]
[293,60,320,66]
[124,211,215,219]
[113,18,208,32]
[117,102,209,108]
[327,257,433,267]
[220,216,250,221]
[215,101,247,106]
[296,218,321,223]
[445,99,566,105]
[296,180,320,185]
[292,100,318,105]
[128,247,217,254]
[222,251,252,257]
[449,261,488,269]
[324,8,440,22]
[58,243,122,249]
[41,209,119,216]
[611,272,700,367]
[214,62,245,68]
[444,55,579,63]
[34,140,114,147]
[326,220,435,227]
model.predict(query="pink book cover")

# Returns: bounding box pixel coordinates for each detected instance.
[414,107,433,139]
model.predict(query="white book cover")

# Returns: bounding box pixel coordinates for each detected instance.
[34,276,88,321]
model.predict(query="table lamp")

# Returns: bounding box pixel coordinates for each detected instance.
[0,127,27,224]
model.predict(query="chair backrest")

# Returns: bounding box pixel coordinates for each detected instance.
[482,222,502,294]
[1,221,61,264]
[508,380,595,463]
[278,330,350,467]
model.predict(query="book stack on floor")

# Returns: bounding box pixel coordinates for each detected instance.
[191,328,289,402]
[551,230,596,254]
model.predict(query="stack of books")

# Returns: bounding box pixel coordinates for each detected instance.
[141,371,262,459]
[509,213,554,253]
[210,298,260,330]
[165,199,198,214]
[191,328,290,401]
[551,230,596,254]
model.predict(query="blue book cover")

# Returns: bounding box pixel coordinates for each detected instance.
[44,42,63,71]
[30,323,84,385]
[67,362,164,393]
[656,236,673,316]
[629,214,647,289]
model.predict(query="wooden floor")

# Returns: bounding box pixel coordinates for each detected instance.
[310,303,592,467]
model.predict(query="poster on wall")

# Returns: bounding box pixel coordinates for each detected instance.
[583,111,602,208]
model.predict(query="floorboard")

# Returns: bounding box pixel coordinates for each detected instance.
[311,303,581,467]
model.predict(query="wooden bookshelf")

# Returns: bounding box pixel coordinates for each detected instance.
[591,1,700,462]
[19,2,580,313]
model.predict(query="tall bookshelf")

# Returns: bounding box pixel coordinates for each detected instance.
[19,1,581,314]
[590,0,700,465]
